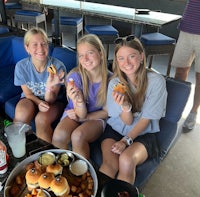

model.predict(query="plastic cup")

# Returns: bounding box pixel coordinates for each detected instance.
[4,122,31,158]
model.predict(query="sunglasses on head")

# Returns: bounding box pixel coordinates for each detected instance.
[115,35,135,44]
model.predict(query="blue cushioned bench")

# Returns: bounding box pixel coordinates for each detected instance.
[0,26,9,34]
[141,32,176,76]
[52,16,83,46]
[84,15,119,59]
[5,2,22,26]
[14,9,47,31]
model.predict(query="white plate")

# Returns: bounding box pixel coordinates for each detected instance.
[4,149,98,197]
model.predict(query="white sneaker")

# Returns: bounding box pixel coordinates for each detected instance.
[183,112,197,131]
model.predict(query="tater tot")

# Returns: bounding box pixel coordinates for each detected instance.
[87,182,93,190]
[71,185,78,193]
[86,189,93,196]
[81,173,87,181]
[78,193,85,197]
[15,175,23,185]
[81,182,87,190]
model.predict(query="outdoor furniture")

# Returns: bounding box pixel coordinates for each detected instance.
[141,32,176,76]
[52,14,83,47]
[14,2,47,31]
[5,2,22,26]
[84,15,119,59]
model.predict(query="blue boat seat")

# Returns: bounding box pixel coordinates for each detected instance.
[85,25,118,36]
[140,32,176,76]
[14,3,47,31]
[52,16,83,47]
[0,26,9,34]
[5,2,22,10]
[5,2,22,26]
[84,16,119,59]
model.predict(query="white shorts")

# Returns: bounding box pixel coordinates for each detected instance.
[171,31,200,73]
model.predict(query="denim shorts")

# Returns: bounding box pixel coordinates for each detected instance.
[99,124,160,159]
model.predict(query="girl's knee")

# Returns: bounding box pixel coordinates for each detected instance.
[54,128,70,143]
[71,129,84,142]
[35,113,51,125]
[119,153,135,168]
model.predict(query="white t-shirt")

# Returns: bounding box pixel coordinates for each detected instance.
[106,71,167,136]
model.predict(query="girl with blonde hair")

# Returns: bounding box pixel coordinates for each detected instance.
[52,34,111,159]
[14,27,66,143]
[99,35,167,184]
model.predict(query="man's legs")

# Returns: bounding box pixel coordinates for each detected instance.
[191,72,200,113]
[176,68,200,131]
[175,67,190,81]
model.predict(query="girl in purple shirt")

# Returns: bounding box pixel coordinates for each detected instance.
[52,34,111,159]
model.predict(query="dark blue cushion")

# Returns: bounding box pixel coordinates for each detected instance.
[0,65,22,103]
[141,32,175,45]
[90,139,102,167]
[5,3,22,9]
[135,157,160,187]
[157,118,178,160]
[12,37,28,64]
[51,47,77,72]
[4,94,21,119]
[15,10,43,16]
[165,78,191,123]
[85,25,118,35]
[52,17,83,26]
[0,36,13,67]
[0,26,9,34]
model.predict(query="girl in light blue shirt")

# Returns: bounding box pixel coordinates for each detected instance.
[14,27,66,143]
[99,35,167,185]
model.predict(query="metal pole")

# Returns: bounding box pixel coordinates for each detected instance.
[0,0,7,25]
[52,8,62,46]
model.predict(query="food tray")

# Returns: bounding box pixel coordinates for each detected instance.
[4,149,98,197]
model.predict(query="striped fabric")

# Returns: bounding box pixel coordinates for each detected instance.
[179,0,200,34]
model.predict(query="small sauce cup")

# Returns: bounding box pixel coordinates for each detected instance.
[69,159,88,176]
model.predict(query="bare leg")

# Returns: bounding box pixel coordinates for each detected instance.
[14,98,37,124]
[174,67,190,81]
[117,142,148,184]
[99,138,119,178]
[52,116,79,149]
[175,68,199,130]
[35,102,64,143]
[191,72,200,113]
[71,120,103,159]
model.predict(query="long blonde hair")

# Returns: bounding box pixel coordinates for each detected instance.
[68,34,108,107]
[112,36,148,112]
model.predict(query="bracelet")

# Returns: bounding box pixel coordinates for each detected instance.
[121,104,132,112]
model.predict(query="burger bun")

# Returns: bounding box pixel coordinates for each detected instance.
[50,176,70,196]
[38,172,54,190]
[25,168,42,191]
[46,163,63,176]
